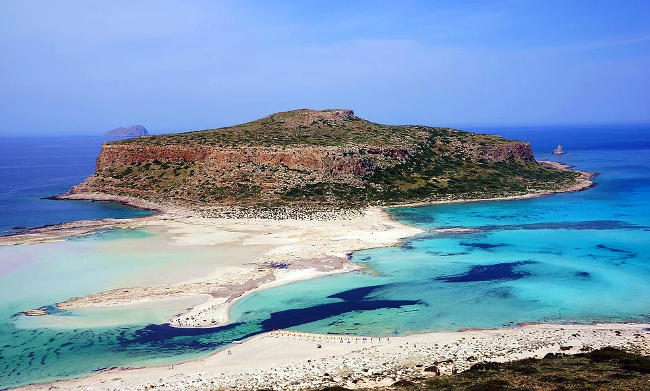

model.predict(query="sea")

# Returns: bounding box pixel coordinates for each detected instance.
[0,136,152,237]
[0,125,649,388]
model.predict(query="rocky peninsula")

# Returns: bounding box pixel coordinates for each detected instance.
[4,109,608,391]
[63,109,585,215]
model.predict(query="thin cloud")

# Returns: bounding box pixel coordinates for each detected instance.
[543,35,650,54]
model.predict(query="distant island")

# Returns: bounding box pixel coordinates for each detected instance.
[104,125,148,138]
[62,109,590,216]
[553,144,565,155]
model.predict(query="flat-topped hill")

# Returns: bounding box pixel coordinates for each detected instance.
[113,109,431,147]
[66,109,583,212]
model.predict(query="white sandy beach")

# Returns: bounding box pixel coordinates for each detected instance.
[16,323,649,391]
[8,206,423,329]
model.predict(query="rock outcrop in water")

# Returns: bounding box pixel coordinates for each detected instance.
[67,109,580,210]
[104,125,148,138]
[553,144,565,155]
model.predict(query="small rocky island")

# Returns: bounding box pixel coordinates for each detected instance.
[553,144,565,154]
[66,109,584,214]
[104,125,148,138]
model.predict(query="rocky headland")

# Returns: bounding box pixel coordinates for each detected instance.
[64,109,586,215]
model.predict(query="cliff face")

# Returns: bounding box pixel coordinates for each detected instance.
[94,144,412,178]
[70,109,576,208]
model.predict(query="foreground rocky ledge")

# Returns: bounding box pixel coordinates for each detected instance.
[14,323,649,391]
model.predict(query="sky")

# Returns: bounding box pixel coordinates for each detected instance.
[1,0,649,135]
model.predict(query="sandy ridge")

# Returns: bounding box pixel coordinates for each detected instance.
[14,207,423,328]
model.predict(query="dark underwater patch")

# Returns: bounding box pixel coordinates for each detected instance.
[121,283,419,352]
[597,244,636,257]
[460,242,508,250]
[426,250,470,257]
[478,220,648,232]
[389,209,436,225]
[260,299,421,330]
[575,271,591,278]
[121,321,262,353]
[327,284,388,301]
[129,321,244,344]
[486,287,512,298]
[435,261,536,283]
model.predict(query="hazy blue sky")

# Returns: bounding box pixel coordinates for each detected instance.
[1,0,649,135]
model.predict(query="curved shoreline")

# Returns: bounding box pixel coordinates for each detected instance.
[7,162,596,329]
[389,161,596,209]
[12,322,649,391]
[4,162,615,390]
[52,191,169,214]
[0,161,595,247]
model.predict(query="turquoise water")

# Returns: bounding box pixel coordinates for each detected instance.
[232,148,650,335]
[228,141,650,335]
[0,228,263,388]
[1,127,649,388]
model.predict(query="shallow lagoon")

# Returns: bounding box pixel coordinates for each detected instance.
[1,142,649,388]
[0,227,268,388]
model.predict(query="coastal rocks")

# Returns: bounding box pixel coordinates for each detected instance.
[21,308,48,316]
[466,140,535,162]
[92,144,396,179]
[553,144,565,154]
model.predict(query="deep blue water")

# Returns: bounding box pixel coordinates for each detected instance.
[0,136,153,236]
[470,123,650,153]
[0,125,649,388]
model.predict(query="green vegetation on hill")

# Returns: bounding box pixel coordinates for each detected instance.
[111,109,505,148]
[313,348,650,391]
[283,132,579,205]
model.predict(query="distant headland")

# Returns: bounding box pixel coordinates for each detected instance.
[104,125,148,138]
